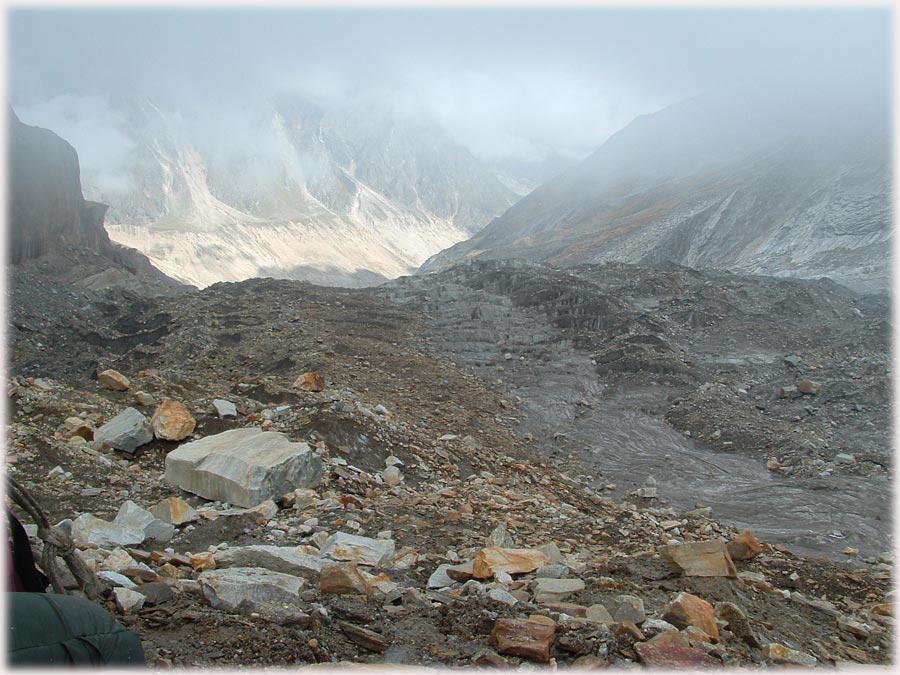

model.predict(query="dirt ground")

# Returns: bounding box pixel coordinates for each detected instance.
[5,251,894,667]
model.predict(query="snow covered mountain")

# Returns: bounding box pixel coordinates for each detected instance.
[78,98,517,288]
[422,92,891,293]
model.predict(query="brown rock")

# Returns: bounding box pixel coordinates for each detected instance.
[320,562,372,596]
[295,372,324,392]
[338,621,389,653]
[797,379,822,395]
[726,530,763,561]
[151,399,196,441]
[98,369,130,391]
[189,552,215,571]
[660,541,737,577]
[634,642,720,668]
[149,497,198,525]
[473,547,551,579]
[472,648,510,667]
[648,630,690,648]
[615,621,645,641]
[766,643,817,666]
[491,617,556,663]
[663,592,719,643]
[871,603,894,617]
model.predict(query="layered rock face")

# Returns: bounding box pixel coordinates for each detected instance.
[8,109,112,262]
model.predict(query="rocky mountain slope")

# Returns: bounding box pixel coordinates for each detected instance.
[70,98,517,287]
[422,93,891,293]
[7,251,892,668]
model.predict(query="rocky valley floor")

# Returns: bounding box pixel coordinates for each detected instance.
[5,251,894,668]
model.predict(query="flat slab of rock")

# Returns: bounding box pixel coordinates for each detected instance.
[94,407,152,454]
[766,643,817,667]
[198,567,305,613]
[473,547,551,579]
[212,399,237,418]
[319,532,395,567]
[115,501,175,543]
[214,545,323,575]
[660,541,737,577]
[635,642,720,668]
[532,578,585,603]
[72,513,145,548]
[164,427,323,508]
[491,617,556,663]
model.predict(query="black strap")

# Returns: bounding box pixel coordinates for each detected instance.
[7,508,49,593]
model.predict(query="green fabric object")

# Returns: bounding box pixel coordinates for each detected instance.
[7,592,145,666]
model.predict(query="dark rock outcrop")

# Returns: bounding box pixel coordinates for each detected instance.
[8,108,113,263]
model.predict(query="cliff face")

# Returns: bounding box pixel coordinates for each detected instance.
[8,109,112,263]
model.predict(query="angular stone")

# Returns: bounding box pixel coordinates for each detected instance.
[382,465,403,487]
[319,532,395,567]
[488,588,520,606]
[151,399,196,441]
[473,547,551,579]
[660,541,737,577]
[541,602,587,617]
[198,567,305,613]
[190,552,216,571]
[72,513,145,548]
[338,621,390,653]
[726,530,763,561]
[320,562,371,596]
[113,587,145,614]
[149,497,198,526]
[779,385,800,399]
[486,523,516,548]
[532,578,585,603]
[214,545,323,575]
[136,581,176,606]
[491,617,556,663]
[445,560,475,582]
[98,571,138,589]
[536,564,570,579]
[715,602,760,647]
[797,379,822,395]
[609,594,646,624]
[98,369,130,391]
[164,427,323,508]
[114,501,175,543]
[284,487,319,511]
[766,643,817,667]
[294,372,324,392]
[427,564,456,589]
[94,407,152,454]
[635,642,719,668]
[662,592,719,643]
[212,399,237,419]
[102,547,138,573]
[133,391,156,407]
[585,603,615,625]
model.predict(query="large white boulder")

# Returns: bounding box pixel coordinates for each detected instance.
[164,427,323,508]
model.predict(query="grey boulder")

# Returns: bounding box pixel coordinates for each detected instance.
[164,427,323,508]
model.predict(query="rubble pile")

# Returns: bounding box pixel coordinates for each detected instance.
[6,252,893,667]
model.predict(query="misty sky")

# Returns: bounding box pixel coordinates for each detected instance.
[8,8,891,165]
